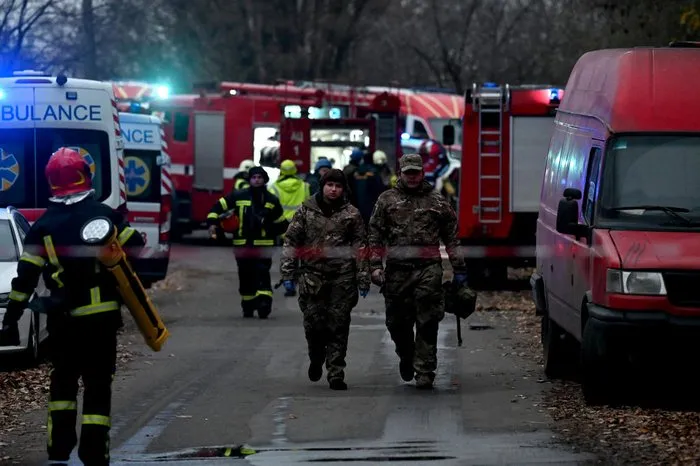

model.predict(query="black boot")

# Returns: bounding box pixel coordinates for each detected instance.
[329,378,347,390]
[308,360,323,382]
[399,356,414,382]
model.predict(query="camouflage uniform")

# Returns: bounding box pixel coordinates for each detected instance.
[281,192,370,383]
[368,154,466,386]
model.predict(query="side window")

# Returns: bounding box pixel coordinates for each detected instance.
[173,113,190,142]
[583,147,603,224]
[413,121,429,138]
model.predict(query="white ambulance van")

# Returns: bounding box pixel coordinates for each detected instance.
[119,112,171,286]
[0,70,126,219]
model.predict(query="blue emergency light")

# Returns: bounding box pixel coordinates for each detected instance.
[0,88,5,100]
[483,82,498,88]
[401,132,410,140]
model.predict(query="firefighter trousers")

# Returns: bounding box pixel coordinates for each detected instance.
[47,323,117,466]
[235,256,273,315]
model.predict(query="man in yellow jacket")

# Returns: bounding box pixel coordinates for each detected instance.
[268,159,311,296]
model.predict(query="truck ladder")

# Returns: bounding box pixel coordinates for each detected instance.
[472,83,506,224]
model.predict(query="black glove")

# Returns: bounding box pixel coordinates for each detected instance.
[0,323,20,346]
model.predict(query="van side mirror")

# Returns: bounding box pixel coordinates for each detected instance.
[556,188,590,239]
[442,125,455,146]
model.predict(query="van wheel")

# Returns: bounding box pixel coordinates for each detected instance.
[541,315,575,378]
[581,319,621,406]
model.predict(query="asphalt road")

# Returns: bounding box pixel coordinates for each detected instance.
[14,238,595,465]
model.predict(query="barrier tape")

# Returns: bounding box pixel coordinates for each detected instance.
[7,244,541,261]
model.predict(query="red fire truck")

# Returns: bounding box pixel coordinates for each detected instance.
[277,92,402,174]
[149,84,324,239]
[445,83,563,282]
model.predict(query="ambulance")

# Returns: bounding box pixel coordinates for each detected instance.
[0,70,127,220]
[119,112,172,287]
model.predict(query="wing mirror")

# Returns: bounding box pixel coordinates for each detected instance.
[555,188,590,239]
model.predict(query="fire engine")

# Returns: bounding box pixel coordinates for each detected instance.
[227,81,464,154]
[111,81,170,112]
[445,83,563,282]
[277,91,402,174]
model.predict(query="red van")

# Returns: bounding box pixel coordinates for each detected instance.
[531,43,700,404]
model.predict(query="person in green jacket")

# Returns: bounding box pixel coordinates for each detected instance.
[268,159,311,296]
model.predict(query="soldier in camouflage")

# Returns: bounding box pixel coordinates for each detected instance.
[281,169,370,390]
[368,153,467,389]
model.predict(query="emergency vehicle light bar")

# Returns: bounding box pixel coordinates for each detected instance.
[13,70,50,77]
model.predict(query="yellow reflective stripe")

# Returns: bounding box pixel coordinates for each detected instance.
[20,252,45,267]
[305,183,310,197]
[233,239,246,246]
[219,198,228,210]
[49,400,77,411]
[241,295,256,301]
[207,213,219,220]
[90,287,100,304]
[82,414,111,427]
[253,239,274,246]
[43,236,64,288]
[235,200,251,207]
[264,202,275,209]
[256,290,273,297]
[118,227,135,245]
[9,290,29,302]
[274,216,286,223]
[70,301,119,317]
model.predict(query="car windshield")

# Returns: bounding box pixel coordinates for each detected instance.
[0,128,111,208]
[0,220,18,262]
[598,135,700,228]
[429,118,462,146]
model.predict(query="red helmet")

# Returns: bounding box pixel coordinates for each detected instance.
[45,147,92,197]
[418,139,448,179]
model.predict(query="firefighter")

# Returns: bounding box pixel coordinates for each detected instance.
[0,147,145,465]
[418,139,450,188]
[280,169,370,390]
[368,153,467,389]
[268,159,311,296]
[207,166,287,318]
[233,159,255,191]
[372,150,393,189]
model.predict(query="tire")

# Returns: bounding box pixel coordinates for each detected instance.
[541,315,575,379]
[20,317,40,367]
[581,319,621,406]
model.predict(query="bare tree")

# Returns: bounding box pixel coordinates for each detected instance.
[0,0,54,71]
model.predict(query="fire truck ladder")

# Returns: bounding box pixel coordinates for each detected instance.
[472,83,507,224]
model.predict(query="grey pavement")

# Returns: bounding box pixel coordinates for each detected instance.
[10,238,595,465]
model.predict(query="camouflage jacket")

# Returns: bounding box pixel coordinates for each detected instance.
[368,180,466,273]
[281,195,370,287]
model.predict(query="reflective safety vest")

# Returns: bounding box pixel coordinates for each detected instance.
[268,176,311,222]
[207,188,286,247]
[234,177,249,191]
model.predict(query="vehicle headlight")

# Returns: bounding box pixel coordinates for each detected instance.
[0,293,9,306]
[606,269,667,295]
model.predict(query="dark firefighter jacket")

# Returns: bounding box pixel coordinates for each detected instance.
[207,187,287,247]
[4,197,145,331]
[233,173,250,191]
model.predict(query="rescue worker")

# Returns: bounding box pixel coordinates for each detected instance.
[368,153,467,390]
[233,159,255,191]
[418,139,450,188]
[343,148,364,205]
[207,166,286,318]
[280,169,370,390]
[306,158,332,195]
[351,154,386,225]
[268,159,311,296]
[0,147,145,465]
[372,150,393,189]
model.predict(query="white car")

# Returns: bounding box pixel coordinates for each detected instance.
[0,207,48,365]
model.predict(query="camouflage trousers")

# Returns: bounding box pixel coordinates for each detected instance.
[384,262,445,380]
[298,272,359,381]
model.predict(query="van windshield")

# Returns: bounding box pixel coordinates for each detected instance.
[124,149,161,203]
[598,135,700,228]
[0,128,111,208]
